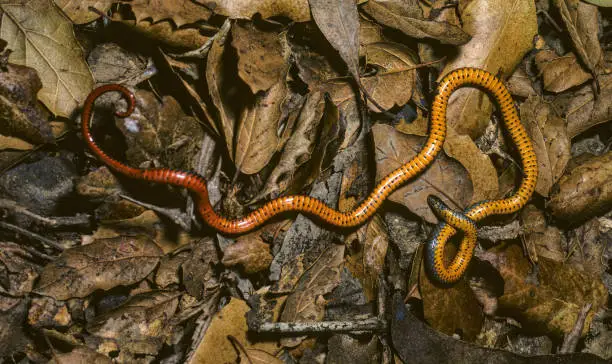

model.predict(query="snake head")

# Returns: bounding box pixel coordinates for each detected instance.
[427,195,449,219]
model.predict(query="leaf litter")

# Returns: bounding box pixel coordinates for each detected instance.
[0,0,610,362]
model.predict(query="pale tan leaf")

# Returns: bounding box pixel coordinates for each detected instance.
[360,0,470,46]
[49,347,112,364]
[0,0,95,117]
[361,42,417,111]
[56,0,113,24]
[125,0,211,27]
[535,50,591,93]
[209,0,310,22]
[441,0,537,139]
[34,236,162,300]
[373,124,473,223]
[309,0,360,80]
[232,22,288,94]
[235,80,287,175]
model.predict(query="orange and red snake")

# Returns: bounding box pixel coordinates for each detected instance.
[81,67,537,284]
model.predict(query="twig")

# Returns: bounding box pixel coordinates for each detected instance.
[0,221,64,251]
[119,194,192,231]
[560,303,593,353]
[0,199,90,228]
[252,317,386,334]
[0,242,55,261]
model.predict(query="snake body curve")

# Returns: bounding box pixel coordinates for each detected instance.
[81,67,537,284]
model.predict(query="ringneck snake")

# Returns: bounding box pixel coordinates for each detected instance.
[81,67,537,285]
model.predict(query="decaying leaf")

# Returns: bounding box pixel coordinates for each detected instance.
[484,244,608,336]
[87,290,181,355]
[222,232,273,274]
[373,124,472,223]
[34,236,163,300]
[521,96,571,196]
[360,0,471,46]
[190,298,279,364]
[182,238,219,300]
[535,50,591,93]
[0,0,94,117]
[361,42,417,111]
[549,151,612,222]
[232,22,289,94]
[209,0,311,22]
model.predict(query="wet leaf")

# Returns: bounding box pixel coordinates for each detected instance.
[56,0,113,24]
[361,42,417,111]
[549,151,612,222]
[360,0,471,46]
[521,96,571,196]
[190,298,279,364]
[235,78,287,175]
[484,244,608,336]
[126,0,212,27]
[373,124,472,223]
[280,244,345,347]
[535,50,591,93]
[222,233,273,274]
[309,0,360,80]
[34,236,163,300]
[232,22,289,94]
[209,0,310,22]
[0,0,95,117]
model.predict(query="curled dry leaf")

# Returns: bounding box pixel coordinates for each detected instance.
[34,236,163,300]
[232,22,289,94]
[535,50,591,93]
[0,0,94,117]
[361,42,417,111]
[484,244,607,336]
[125,0,212,27]
[190,298,279,364]
[309,0,360,80]
[56,0,113,24]
[0,64,52,144]
[360,0,471,46]
[549,151,612,222]
[553,73,612,138]
[520,96,571,197]
[553,0,605,75]
[222,233,273,274]
[124,17,212,50]
[373,124,472,223]
[87,291,181,354]
[280,244,345,348]
[209,0,310,22]
[235,80,287,175]
[117,90,204,170]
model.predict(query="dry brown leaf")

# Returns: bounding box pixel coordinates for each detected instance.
[190,298,279,364]
[359,18,384,56]
[373,124,472,223]
[155,251,190,288]
[520,205,565,263]
[242,348,283,364]
[222,233,273,274]
[235,80,287,175]
[87,291,181,355]
[553,73,612,138]
[76,167,122,199]
[485,244,608,336]
[309,0,360,80]
[360,0,470,46]
[0,0,94,117]
[206,22,235,155]
[535,50,591,93]
[549,151,612,222]
[56,0,113,24]
[553,0,605,75]
[0,64,52,144]
[126,0,211,27]
[34,236,162,300]
[116,90,203,170]
[256,91,325,199]
[280,244,345,347]
[232,22,289,94]
[361,42,417,111]
[520,96,571,196]
[441,0,537,139]
[182,238,218,300]
[506,66,537,98]
[209,0,310,22]
[49,346,112,364]
[124,18,212,50]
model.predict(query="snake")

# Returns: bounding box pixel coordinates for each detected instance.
[81,67,537,285]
